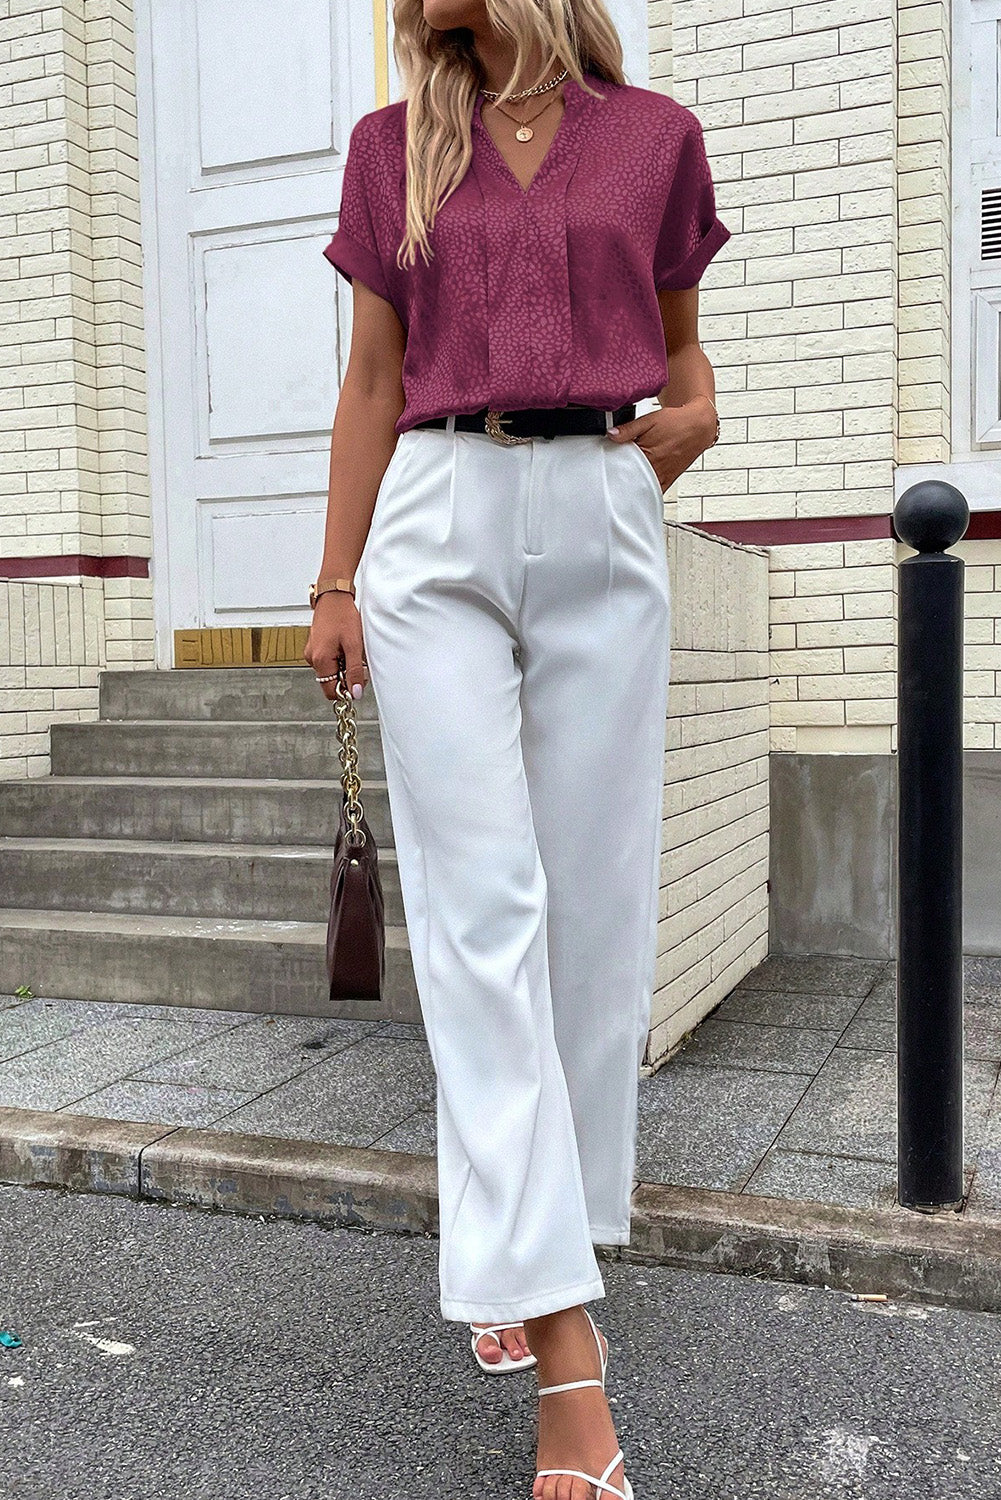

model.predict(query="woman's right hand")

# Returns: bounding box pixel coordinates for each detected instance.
[304,589,369,703]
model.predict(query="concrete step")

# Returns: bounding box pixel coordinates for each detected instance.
[3,667,411,1023]
[98,666,376,724]
[0,776,394,846]
[50,720,386,780]
[0,836,404,924]
[0,908,419,1023]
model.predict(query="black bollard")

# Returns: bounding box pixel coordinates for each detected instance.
[893,480,969,1211]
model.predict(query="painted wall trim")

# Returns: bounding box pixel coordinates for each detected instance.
[693,516,894,546]
[692,511,1001,546]
[0,555,150,580]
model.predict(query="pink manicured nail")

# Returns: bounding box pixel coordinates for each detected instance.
[607,426,619,436]
[352,683,363,699]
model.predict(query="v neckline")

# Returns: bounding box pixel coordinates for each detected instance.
[472,71,593,197]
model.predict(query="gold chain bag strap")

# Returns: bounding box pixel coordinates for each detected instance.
[326,662,386,1004]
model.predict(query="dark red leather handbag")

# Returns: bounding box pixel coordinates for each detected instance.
[326,665,385,1003]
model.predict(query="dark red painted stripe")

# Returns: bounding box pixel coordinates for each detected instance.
[0,554,149,580]
[962,511,1001,541]
[690,511,1001,546]
[690,515,894,545]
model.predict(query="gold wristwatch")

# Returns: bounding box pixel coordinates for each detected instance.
[308,575,355,608]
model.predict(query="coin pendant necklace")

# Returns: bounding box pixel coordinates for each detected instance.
[486,92,560,143]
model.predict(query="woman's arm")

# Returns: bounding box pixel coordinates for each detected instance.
[655,284,718,423]
[304,280,406,702]
[606,284,718,491]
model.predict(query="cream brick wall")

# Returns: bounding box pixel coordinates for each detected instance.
[766,533,1001,753]
[949,540,1001,752]
[768,537,898,753]
[0,0,152,668]
[647,523,770,1071]
[0,580,105,778]
[648,0,674,91]
[670,0,898,535]
[649,0,972,753]
[897,0,950,465]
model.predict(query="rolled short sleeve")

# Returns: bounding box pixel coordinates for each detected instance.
[322,117,392,303]
[653,117,732,291]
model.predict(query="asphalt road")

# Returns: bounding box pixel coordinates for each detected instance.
[1,1184,998,1500]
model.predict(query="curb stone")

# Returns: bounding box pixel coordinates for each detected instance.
[1,1106,998,1314]
[141,1123,438,1234]
[0,1106,173,1195]
[623,1182,1001,1315]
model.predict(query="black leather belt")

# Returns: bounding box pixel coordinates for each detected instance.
[413,402,636,444]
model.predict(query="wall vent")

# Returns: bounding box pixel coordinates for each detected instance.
[982,186,1001,261]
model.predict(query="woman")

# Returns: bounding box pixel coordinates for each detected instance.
[306,3,730,1494]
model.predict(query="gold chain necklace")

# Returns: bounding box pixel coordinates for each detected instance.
[480,67,568,102]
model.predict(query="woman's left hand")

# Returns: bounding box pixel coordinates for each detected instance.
[606,398,717,493]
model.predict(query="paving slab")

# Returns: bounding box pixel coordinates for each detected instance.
[714,985,863,1031]
[0,1014,242,1112]
[672,1016,839,1075]
[635,1062,812,1192]
[0,997,97,1058]
[0,994,254,1063]
[730,955,888,998]
[370,1107,437,1154]
[209,1034,436,1147]
[966,1107,1001,1221]
[963,956,1001,1003]
[71,1078,256,1129]
[841,1002,1001,1062]
[865,966,897,1005]
[742,1146,901,1211]
[776,1046,1000,1170]
[130,1014,382,1091]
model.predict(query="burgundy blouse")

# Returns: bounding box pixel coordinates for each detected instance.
[322,71,731,435]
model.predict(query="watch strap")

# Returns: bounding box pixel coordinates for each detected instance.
[310,575,355,607]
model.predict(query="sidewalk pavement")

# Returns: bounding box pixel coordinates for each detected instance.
[2,953,1000,1312]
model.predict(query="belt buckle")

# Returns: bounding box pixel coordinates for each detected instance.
[484,408,532,446]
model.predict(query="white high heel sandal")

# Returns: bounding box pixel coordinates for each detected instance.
[533,1309,634,1500]
[469,1322,538,1375]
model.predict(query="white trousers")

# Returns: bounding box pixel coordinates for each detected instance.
[355,412,672,1323]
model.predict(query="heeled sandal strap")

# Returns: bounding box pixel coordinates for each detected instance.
[535,1450,627,1500]
[584,1307,607,1376]
[537,1376,604,1397]
[469,1322,520,1347]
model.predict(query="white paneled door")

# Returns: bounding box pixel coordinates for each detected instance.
[137,2,649,660]
[137,0,382,661]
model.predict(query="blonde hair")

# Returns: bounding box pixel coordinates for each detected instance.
[391,0,626,270]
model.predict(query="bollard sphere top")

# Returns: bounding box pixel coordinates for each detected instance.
[894,481,969,553]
